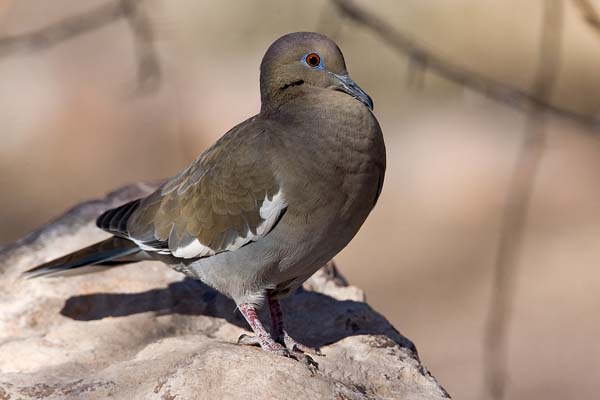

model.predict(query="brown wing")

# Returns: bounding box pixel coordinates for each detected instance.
[98,119,286,259]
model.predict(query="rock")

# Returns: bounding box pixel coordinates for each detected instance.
[0,183,450,400]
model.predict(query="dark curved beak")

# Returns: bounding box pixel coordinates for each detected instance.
[331,73,374,110]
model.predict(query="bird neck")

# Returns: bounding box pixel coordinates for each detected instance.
[260,83,308,116]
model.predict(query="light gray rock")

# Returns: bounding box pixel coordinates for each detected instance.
[0,183,450,400]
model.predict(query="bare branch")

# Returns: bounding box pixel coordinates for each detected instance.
[330,0,600,129]
[484,1,564,399]
[0,0,161,93]
[120,0,161,92]
[573,0,600,30]
[0,2,126,57]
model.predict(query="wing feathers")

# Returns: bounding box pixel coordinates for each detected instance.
[96,199,141,237]
[166,188,286,258]
[98,119,286,260]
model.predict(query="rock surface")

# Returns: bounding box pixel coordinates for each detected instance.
[0,183,449,400]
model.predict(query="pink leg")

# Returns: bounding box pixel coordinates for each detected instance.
[267,294,285,339]
[237,302,291,357]
[267,293,322,356]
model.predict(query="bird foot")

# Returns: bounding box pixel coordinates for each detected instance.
[237,333,319,370]
[237,333,290,355]
[238,333,322,356]
[237,333,262,347]
[290,349,319,371]
[283,334,323,357]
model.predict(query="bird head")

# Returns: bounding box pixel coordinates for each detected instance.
[260,32,373,113]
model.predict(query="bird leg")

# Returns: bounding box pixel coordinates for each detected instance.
[237,302,291,357]
[267,293,322,356]
[237,293,321,368]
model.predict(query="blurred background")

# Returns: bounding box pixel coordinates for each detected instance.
[1,1,600,399]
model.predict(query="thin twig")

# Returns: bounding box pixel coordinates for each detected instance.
[120,0,161,92]
[484,1,564,399]
[0,0,160,93]
[572,0,600,30]
[0,2,126,57]
[330,0,599,129]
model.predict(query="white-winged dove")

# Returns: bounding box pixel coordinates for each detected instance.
[25,32,386,362]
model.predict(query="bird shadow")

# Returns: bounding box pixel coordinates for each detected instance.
[60,277,416,353]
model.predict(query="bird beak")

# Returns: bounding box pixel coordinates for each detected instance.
[330,73,374,110]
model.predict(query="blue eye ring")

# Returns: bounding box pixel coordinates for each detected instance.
[302,52,325,70]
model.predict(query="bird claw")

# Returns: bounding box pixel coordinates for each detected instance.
[239,333,322,356]
[237,333,319,369]
[237,334,289,355]
[291,349,319,370]
[237,333,261,347]
[284,335,323,357]
[282,345,319,370]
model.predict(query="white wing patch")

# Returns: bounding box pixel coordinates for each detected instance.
[169,189,286,259]
[172,239,216,258]
[257,190,285,236]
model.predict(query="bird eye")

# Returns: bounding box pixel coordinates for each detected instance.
[303,52,322,69]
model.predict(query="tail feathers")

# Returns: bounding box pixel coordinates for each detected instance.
[24,237,140,279]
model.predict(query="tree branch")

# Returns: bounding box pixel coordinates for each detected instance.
[120,0,161,92]
[484,1,564,399]
[0,0,160,93]
[573,0,600,30]
[330,0,599,129]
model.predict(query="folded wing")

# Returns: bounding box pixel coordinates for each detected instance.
[97,121,286,259]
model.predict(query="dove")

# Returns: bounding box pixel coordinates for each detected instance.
[25,32,386,361]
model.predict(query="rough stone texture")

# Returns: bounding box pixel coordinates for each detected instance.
[0,183,450,400]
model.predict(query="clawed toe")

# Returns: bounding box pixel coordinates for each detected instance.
[291,348,319,369]
[277,344,319,369]
[289,342,323,356]
[238,333,322,356]
[238,334,294,357]
[237,333,318,369]
[237,333,261,347]
[284,335,323,356]
[237,333,290,356]
[270,345,295,359]
[236,300,320,370]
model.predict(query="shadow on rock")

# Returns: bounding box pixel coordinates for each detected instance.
[60,277,416,352]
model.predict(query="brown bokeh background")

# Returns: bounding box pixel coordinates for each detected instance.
[2,1,600,399]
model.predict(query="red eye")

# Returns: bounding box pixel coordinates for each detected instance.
[305,52,321,67]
